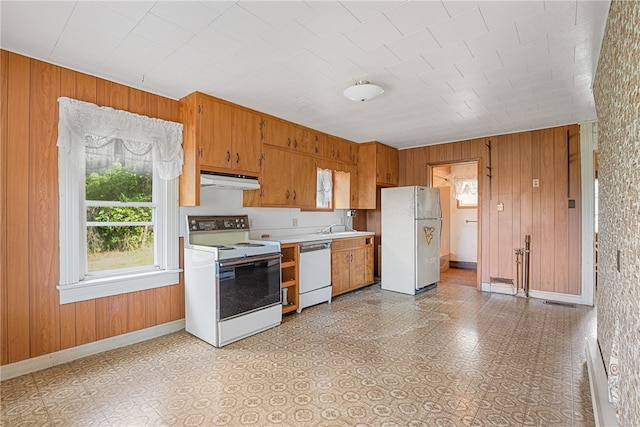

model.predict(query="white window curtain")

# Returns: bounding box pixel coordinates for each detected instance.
[316,168,333,209]
[57,97,183,295]
[452,175,478,201]
[57,97,184,180]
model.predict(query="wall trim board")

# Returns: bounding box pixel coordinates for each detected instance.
[585,337,619,427]
[580,121,597,306]
[0,320,184,381]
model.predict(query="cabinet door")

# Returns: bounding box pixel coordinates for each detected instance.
[300,128,324,156]
[376,143,399,185]
[232,109,262,174]
[261,146,292,206]
[199,96,233,170]
[266,118,294,149]
[331,251,351,295]
[349,247,367,289]
[291,153,316,209]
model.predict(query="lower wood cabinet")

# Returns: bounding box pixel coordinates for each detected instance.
[331,236,374,296]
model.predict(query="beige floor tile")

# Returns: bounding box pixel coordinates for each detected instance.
[1,270,596,426]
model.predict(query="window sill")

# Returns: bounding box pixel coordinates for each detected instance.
[58,269,182,304]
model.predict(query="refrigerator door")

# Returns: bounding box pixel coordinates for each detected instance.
[416,219,441,290]
[416,187,442,219]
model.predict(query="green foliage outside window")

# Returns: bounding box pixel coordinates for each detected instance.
[86,163,153,253]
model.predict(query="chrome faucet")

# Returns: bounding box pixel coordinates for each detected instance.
[319,224,338,234]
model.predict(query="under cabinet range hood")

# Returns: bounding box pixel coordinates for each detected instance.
[200,171,260,190]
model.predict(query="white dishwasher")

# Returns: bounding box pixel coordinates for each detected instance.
[297,240,332,313]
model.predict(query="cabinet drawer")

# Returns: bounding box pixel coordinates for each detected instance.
[332,237,369,251]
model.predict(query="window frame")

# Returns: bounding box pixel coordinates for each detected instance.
[57,99,182,305]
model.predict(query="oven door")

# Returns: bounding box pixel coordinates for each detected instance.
[216,253,282,321]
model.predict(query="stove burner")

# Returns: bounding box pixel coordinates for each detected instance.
[209,245,234,250]
[235,242,265,247]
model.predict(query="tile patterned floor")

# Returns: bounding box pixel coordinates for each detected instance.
[1,274,596,426]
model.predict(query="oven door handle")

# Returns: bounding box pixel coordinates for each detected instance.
[218,253,281,267]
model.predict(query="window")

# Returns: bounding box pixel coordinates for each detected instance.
[57,97,183,304]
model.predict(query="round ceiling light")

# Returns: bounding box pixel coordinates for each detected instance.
[343,80,384,102]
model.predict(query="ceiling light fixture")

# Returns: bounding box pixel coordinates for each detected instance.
[343,80,384,102]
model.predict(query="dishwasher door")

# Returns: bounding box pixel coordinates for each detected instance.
[298,241,332,313]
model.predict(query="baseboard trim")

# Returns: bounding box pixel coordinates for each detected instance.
[529,289,585,306]
[0,319,185,381]
[449,261,477,270]
[585,337,619,426]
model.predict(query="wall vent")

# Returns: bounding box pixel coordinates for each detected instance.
[543,300,576,308]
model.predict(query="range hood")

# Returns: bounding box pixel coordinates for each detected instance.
[200,171,260,190]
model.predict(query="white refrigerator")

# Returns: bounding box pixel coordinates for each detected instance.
[381,186,442,295]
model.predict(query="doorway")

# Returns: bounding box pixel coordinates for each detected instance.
[430,162,479,288]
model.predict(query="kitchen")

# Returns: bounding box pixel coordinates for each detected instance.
[1,1,639,425]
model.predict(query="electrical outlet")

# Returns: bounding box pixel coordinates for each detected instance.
[533,179,540,188]
[497,202,504,212]
[249,219,254,228]
[292,218,298,227]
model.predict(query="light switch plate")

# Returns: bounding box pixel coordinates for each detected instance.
[497,203,504,212]
[533,179,540,187]
[292,218,298,227]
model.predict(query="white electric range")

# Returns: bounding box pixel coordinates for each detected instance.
[184,215,282,347]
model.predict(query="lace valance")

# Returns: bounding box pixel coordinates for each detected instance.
[57,97,183,180]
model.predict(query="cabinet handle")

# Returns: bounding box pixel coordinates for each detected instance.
[293,190,297,200]
[286,190,290,199]
[294,139,298,148]
[226,151,231,162]
[236,153,240,164]
[351,253,353,262]
[287,138,291,147]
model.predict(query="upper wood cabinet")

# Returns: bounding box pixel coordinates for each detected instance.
[357,141,399,209]
[244,145,316,209]
[179,91,263,205]
[326,135,356,163]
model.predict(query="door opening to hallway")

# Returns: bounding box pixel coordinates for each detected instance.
[430,162,479,288]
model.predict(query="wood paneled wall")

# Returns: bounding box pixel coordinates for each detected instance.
[1,50,184,366]
[399,125,581,295]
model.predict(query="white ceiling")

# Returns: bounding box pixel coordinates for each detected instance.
[0,1,610,150]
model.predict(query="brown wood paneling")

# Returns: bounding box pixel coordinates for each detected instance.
[29,59,61,357]
[144,288,158,328]
[488,137,500,279]
[530,130,542,291]
[519,132,533,248]
[106,294,128,338]
[128,291,146,332]
[129,87,155,117]
[76,73,97,103]
[538,128,555,292]
[497,135,514,279]
[95,297,109,340]
[510,134,522,277]
[5,52,31,363]
[155,287,172,325]
[2,51,184,366]
[59,303,76,350]
[75,300,96,345]
[1,49,10,364]
[553,126,570,293]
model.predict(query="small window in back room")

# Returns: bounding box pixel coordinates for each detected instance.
[85,136,155,273]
